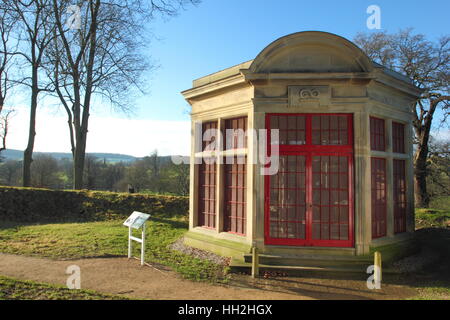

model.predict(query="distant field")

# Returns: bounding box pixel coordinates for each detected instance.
[0,149,138,163]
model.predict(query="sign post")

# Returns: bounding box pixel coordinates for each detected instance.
[123,211,151,266]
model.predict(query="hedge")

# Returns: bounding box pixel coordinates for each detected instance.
[0,186,189,223]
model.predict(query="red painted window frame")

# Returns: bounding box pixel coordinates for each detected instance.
[264,113,354,248]
[370,117,386,151]
[392,121,406,154]
[224,116,248,150]
[223,117,248,236]
[197,121,218,229]
[371,157,387,239]
[224,156,247,235]
[393,159,407,234]
[266,154,308,242]
[310,154,353,245]
[202,121,218,152]
[198,158,216,229]
[268,114,307,145]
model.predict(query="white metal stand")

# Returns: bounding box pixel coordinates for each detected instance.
[128,222,146,266]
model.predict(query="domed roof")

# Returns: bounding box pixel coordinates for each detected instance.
[248,31,374,73]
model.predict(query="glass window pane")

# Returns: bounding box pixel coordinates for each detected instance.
[371,157,387,238]
[225,117,247,150]
[370,117,385,151]
[198,158,216,228]
[224,157,246,234]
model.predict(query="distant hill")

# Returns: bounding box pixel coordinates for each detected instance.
[0,149,138,163]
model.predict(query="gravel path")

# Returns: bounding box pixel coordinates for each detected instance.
[169,237,230,266]
[393,249,441,273]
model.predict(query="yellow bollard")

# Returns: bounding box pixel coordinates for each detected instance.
[251,246,259,278]
[374,251,382,284]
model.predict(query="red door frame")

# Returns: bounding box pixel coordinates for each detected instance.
[371,157,387,239]
[264,113,355,248]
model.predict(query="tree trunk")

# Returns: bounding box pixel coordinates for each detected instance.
[414,149,430,207]
[73,129,87,189]
[73,150,84,189]
[413,112,433,208]
[23,83,38,187]
[72,1,98,190]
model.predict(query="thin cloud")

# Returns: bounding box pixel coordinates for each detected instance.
[6,107,190,157]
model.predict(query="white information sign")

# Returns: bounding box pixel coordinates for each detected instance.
[123,211,150,229]
[123,211,151,266]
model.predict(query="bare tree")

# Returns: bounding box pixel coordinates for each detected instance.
[83,154,101,189]
[48,0,198,189]
[149,149,160,178]
[0,159,22,185]
[0,7,16,154]
[0,109,12,153]
[2,0,56,187]
[354,29,449,207]
[30,154,60,188]
[172,162,189,196]
[124,156,152,192]
[427,137,450,198]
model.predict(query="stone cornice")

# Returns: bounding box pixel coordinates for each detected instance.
[181,74,248,101]
[190,101,252,118]
[241,70,374,81]
[182,69,422,103]
[372,69,422,98]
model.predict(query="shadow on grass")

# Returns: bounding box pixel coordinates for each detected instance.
[395,228,450,290]
[150,216,188,229]
[0,214,188,231]
[359,228,450,291]
[0,220,51,230]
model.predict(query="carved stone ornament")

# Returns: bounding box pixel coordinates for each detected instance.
[288,86,330,108]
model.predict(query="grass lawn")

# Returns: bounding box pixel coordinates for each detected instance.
[0,217,227,282]
[0,201,449,299]
[415,196,450,229]
[416,209,450,229]
[0,275,127,300]
[429,196,450,211]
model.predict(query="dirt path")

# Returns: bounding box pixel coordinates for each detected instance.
[0,253,417,300]
[0,253,309,300]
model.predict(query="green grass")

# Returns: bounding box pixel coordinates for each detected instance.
[0,198,448,295]
[416,195,450,229]
[415,208,450,229]
[0,218,227,282]
[0,275,126,300]
[429,196,450,211]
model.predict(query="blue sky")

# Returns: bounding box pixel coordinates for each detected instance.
[138,0,450,122]
[7,0,450,156]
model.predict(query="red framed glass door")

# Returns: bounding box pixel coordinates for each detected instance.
[267,154,308,241]
[264,114,354,247]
